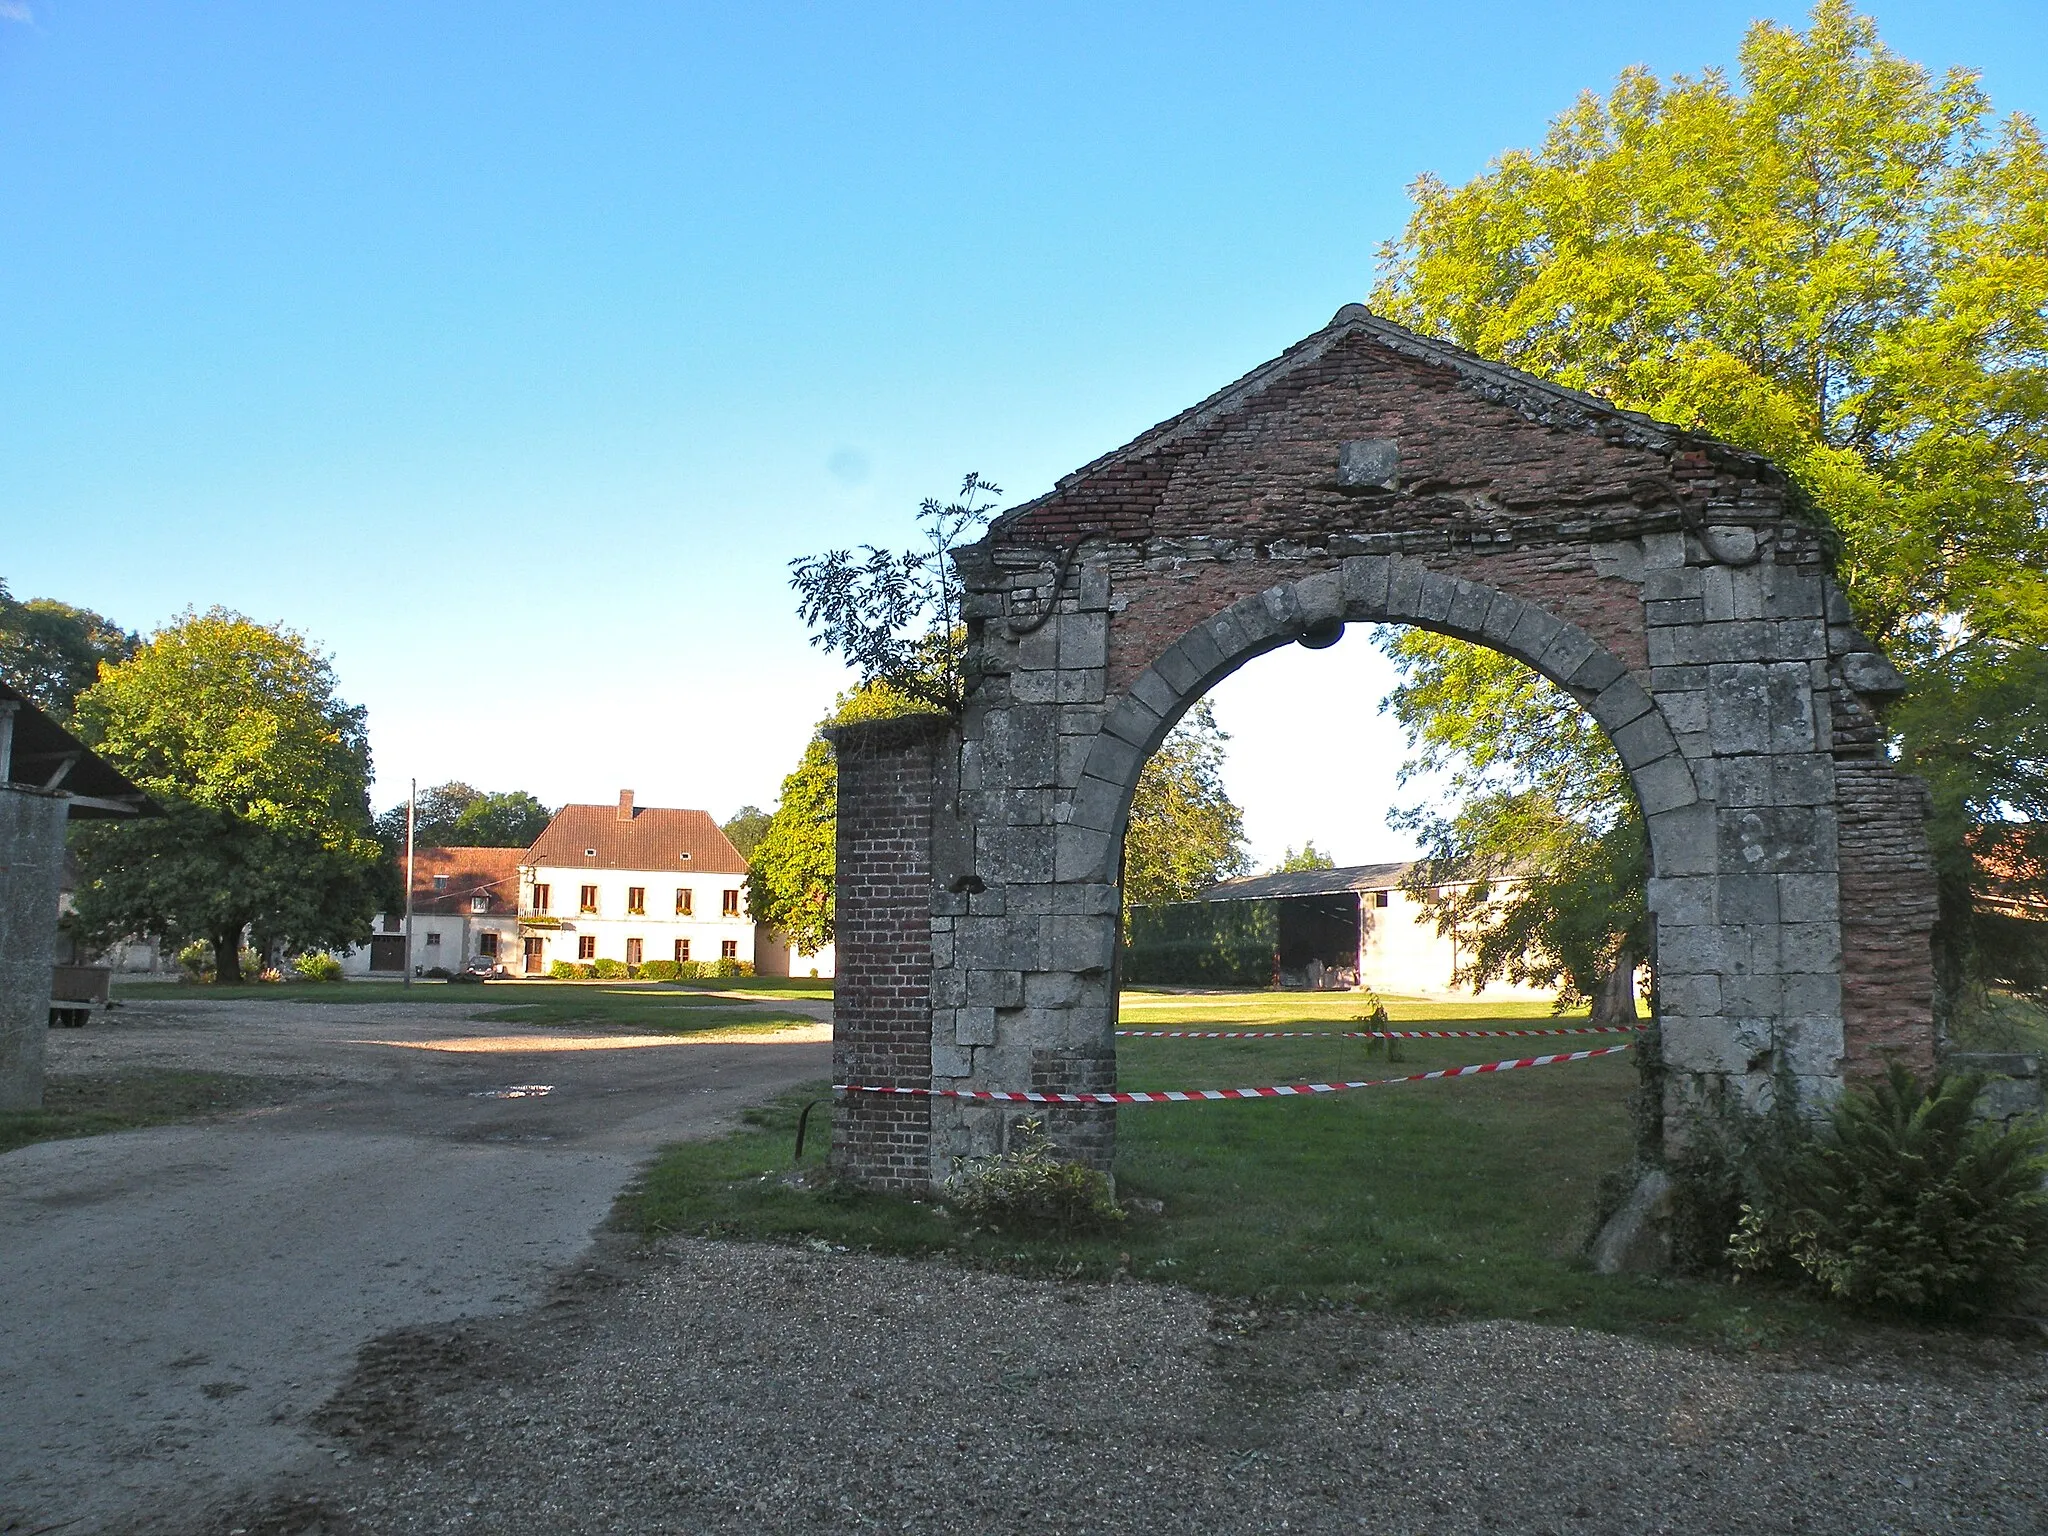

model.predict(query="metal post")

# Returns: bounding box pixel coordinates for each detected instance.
[404,777,416,989]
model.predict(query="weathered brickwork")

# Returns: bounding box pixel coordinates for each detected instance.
[823,714,948,1190]
[826,307,1938,1191]
[1835,761,1939,1077]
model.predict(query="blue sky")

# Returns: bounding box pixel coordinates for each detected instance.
[3,2,2042,865]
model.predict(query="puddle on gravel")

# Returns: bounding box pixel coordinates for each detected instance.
[472,1084,555,1099]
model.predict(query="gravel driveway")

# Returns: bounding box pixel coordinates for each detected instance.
[0,989,831,1536]
[226,1237,2048,1536]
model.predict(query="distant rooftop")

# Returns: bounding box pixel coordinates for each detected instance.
[1196,862,1414,903]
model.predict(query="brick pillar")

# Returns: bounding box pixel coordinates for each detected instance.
[822,713,949,1191]
[1835,761,1939,1076]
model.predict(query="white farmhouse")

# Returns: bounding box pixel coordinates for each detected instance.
[516,791,754,975]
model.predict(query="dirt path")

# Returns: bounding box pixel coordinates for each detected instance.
[0,993,830,1536]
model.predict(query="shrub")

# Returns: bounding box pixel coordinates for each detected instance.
[422,966,453,981]
[1121,901,1275,987]
[946,1117,1126,1237]
[591,957,629,979]
[176,940,214,982]
[574,962,596,979]
[1731,1063,2048,1320]
[548,959,579,980]
[637,959,680,981]
[674,959,705,980]
[291,952,344,983]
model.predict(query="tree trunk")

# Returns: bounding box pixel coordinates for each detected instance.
[213,927,245,985]
[1589,947,1639,1024]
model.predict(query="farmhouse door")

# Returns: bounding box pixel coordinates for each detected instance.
[523,936,544,975]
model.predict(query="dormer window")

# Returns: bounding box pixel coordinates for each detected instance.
[432,874,449,891]
[584,848,597,857]
[471,894,490,913]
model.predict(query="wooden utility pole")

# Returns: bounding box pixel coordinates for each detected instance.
[403,777,416,989]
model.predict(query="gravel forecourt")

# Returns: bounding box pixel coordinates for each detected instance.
[223,1235,2048,1536]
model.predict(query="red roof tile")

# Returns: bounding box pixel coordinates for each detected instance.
[406,846,526,914]
[527,800,748,876]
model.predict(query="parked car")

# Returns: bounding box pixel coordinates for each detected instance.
[463,955,509,979]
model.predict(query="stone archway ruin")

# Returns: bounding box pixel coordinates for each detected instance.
[826,306,1938,1192]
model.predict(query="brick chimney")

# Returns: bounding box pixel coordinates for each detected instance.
[617,789,634,821]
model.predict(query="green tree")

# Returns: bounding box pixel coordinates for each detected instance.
[1270,842,1336,874]
[374,784,552,850]
[1385,633,1647,1021]
[1122,701,1251,910]
[789,474,1001,711]
[746,685,929,955]
[721,805,772,861]
[69,609,386,983]
[0,580,137,722]
[1372,1,2048,1000]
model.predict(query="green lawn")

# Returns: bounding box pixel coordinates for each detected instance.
[621,989,1840,1350]
[1,1070,303,1155]
[109,978,817,1035]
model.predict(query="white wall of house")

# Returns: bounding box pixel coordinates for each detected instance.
[520,868,755,970]
[1356,885,1554,1001]
[339,911,521,975]
[752,929,835,977]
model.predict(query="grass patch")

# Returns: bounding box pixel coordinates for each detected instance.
[0,1070,301,1154]
[110,979,816,1036]
[620,991,1840,1351]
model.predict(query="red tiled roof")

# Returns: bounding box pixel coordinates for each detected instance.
[527,800,748,876]
[406,846,525,914]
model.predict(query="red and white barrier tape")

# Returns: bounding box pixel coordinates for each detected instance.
[1114,1024,1643,1041]
[835,1043,1631,1106]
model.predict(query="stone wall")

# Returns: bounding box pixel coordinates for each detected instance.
[0,786,69,1111]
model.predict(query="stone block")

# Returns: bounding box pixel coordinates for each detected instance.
[1780,972,1843,1017]
[1642,532,1689,568]
[1566,648,1626,696]
[1719,806,1836,875]
[1533,624,1597,685]
[1153,641,1204,697]
[1775,872,1839,924]
[967,969,1024,1008]
[1010,668,1059,704]
[1611,710,1679,771]
[1384,558,1426,618]
[1239,589,1293,643]
[1646,626,1702,668]
[1086,727,1142,789]
[1588,675,1655,732]
[1504,604,1563,665]
[1055,824,1114,883]
[1655,971,1721,1018]
[1102,694,1164,752]
[956,1007,998,1047]
[1775,1015,1846,1077]
[1779,922,1842,973]
[1718,873,1781,925]
[1720,972,1784,1018]
[1640,565,1701,602]
[933,968,966,1007]
[1048,914,1116,975]
[1590,539,1645,583]
[1060,611,1108,669]
[1175,625,1226,686]
[1772,754,1834,807]
[1340,555,1392,616]
[1206,609,1252,666]
[1293,569,1344,625]
[1655,924,1724,976]
[1631,752,1698,816]
[1444,579,1493,640]
[1024,971,1086,1008]
[1663,1014,1771,1073]
[1646,802,1717,874]
[1647,876,1715,926]
[1773,619,1828,661]
[1067,774,1124,834]
[1417,570,1460,624]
